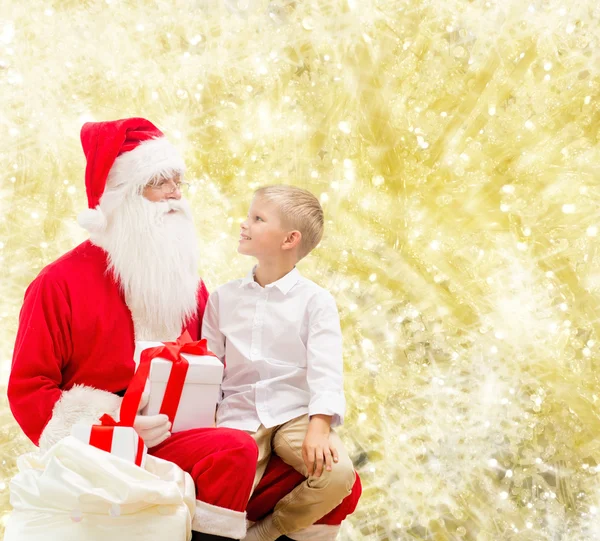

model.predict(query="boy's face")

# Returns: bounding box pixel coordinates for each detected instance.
[238,196,290,258]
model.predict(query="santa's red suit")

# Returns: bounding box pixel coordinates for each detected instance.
[7,118,361,540]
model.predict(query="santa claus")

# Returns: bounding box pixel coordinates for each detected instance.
[7,118,360,541]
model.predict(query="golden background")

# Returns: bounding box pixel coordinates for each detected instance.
[1,0,600,539]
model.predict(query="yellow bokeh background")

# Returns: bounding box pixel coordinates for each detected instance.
[2,0,600,539]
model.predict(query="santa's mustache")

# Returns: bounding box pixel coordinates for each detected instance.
[152,198,190,216]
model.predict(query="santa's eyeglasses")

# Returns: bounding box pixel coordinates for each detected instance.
[147,179,190,194]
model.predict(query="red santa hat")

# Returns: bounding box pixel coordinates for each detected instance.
[77,117,185,232]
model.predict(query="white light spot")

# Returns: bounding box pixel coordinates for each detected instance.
[525,120,535,130]
[562,204,576,214]
[338,121,351,134]
[586,226,597,237]
[500,491,509,500]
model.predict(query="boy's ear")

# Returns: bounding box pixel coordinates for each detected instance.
[282,230,302,251]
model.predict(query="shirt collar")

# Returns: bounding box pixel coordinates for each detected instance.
[239,265,301,295]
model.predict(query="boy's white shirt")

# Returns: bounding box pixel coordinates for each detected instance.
[201,265,345,432]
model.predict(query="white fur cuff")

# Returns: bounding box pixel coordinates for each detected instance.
[38,385,122,453]
[192,499,247,539]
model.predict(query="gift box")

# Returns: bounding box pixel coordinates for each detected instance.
[71,417,147,468]
[134,337,224,433]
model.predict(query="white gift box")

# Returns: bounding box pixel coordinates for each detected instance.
[71,423,147,468]
[134,341,224,433]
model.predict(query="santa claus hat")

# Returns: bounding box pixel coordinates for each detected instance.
[77,117,185,233]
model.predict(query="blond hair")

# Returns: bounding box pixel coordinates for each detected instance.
[254,184,324,260]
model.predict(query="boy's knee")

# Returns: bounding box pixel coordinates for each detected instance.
[329,461,355,496]
[311,460,355,500]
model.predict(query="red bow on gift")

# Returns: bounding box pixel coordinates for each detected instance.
[88,413,145,466]
[119,331,217,427]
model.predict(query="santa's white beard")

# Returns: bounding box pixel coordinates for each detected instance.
[91,195,200,341]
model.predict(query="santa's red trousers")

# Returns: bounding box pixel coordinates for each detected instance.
[151,427,361,529]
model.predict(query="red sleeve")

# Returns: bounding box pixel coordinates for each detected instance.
[7,272,73,445]
[195,280,210,336]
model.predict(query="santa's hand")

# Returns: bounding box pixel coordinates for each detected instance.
[133,414,171,448]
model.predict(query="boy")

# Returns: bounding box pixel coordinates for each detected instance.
[202,185,355,541]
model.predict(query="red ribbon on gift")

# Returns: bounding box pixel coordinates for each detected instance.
[88,413,145,466]
[119,331,217,427]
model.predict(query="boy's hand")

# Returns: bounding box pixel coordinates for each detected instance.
[302,415,339,477]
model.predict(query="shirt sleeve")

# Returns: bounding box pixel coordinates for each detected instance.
[201,288,226,364]
[306,291,346,426]
[7,272,73,445]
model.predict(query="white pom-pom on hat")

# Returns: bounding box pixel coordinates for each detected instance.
[77,207,107,233]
